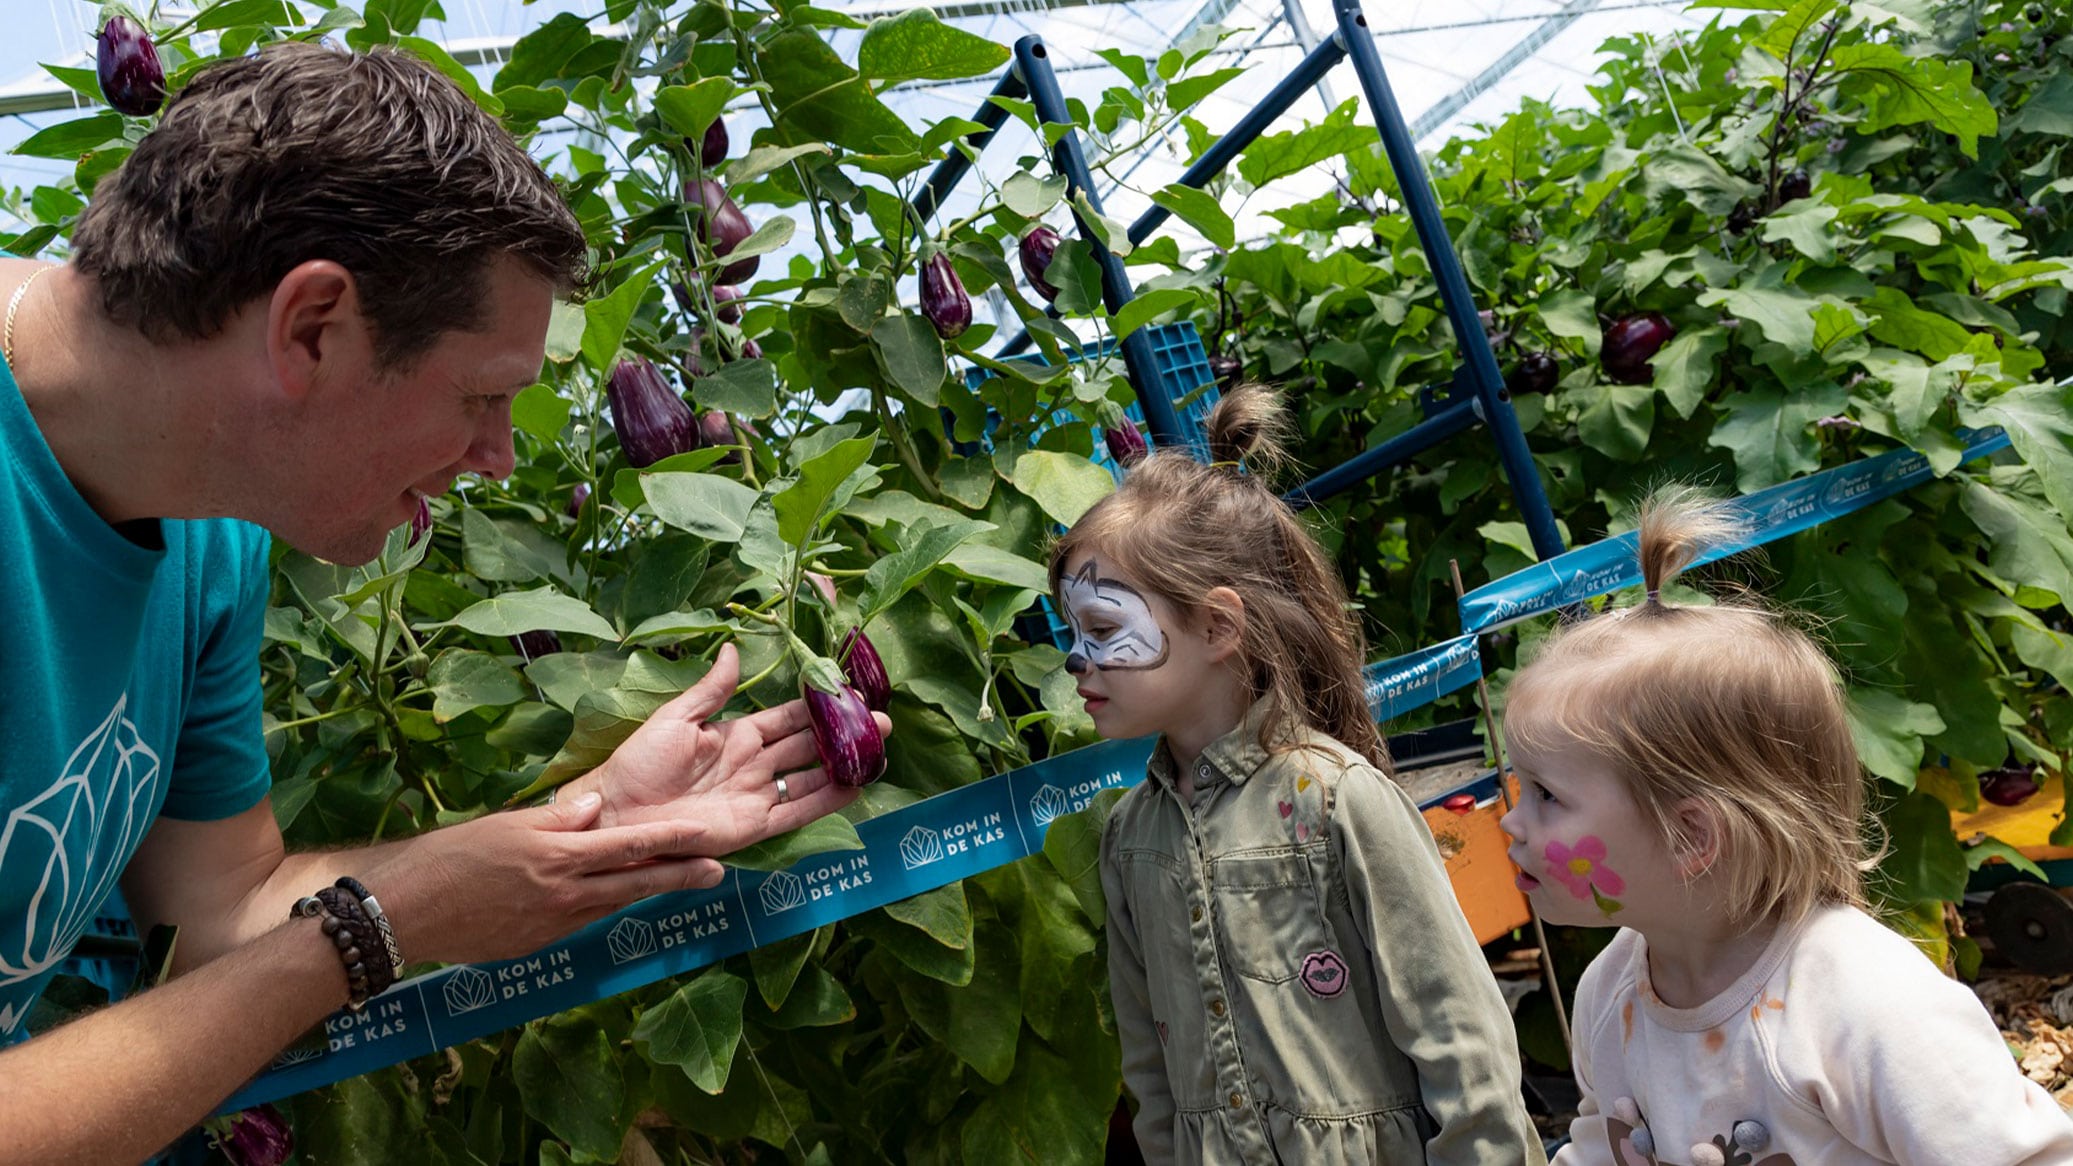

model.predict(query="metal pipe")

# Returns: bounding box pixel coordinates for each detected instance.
[1283,396,1479,509]
[1011,35,1187,448]
[994,34,1346,361]
[1331,0,1564,559]
[1121,34,1347,246]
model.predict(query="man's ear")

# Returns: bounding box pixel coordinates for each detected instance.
[1671,796,1724,879]
[1200,586,1246,662]
[266,260,360,402]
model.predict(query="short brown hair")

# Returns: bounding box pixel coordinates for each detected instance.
[71,42,587,369]
[1049,386,1391,773]
[1503,489,1873,928]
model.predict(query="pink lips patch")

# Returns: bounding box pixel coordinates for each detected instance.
[1299,950,1349,1000]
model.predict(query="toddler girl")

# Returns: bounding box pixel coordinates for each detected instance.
[1500,491,2073,1165]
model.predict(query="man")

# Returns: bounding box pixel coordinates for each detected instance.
[0,43,872,1165]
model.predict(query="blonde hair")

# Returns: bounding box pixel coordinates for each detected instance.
[1503,487,1869,928]
[1048,386,1390,773]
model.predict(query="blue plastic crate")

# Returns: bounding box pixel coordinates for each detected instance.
[957,320,1222,471]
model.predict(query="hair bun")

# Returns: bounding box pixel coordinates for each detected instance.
[1204,384,1292,480]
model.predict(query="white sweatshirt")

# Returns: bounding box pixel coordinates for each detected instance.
[1555,905,2073,1166]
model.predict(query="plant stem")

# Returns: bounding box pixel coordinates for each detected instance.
[874,386,944,501]
[269,706,366,733]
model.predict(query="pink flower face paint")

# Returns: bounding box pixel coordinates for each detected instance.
[1544,835,1626,916]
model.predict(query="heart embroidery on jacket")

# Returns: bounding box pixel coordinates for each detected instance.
[1299,950,1348,999]
[1277,800,1293,818]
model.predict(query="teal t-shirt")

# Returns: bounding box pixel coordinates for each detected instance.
[0,359,272,1039]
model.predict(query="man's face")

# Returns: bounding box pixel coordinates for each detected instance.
[277,258,551,564]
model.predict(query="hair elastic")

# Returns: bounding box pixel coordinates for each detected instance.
[1644,588,1662,605]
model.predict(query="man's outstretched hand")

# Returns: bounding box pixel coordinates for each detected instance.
[561,643,892,855]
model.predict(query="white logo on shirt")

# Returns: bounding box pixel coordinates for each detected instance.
[0,698,160,1034]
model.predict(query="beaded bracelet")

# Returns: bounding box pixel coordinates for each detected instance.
[290,878,405,1010]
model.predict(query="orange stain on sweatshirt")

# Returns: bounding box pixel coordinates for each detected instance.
[1703,1028,1726,1053]
[1622,999,1634,1045]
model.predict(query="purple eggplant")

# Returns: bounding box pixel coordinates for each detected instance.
[1981,765,2042,807]
[692,119,728,167]
[1105,420,1148,466]
[1018,226,1061,302]
[683,178,760,286]
[97,16,164,117]
[1601,312,1676,386]
[672,279,743,324]
[805,681,885,788]
[510,630,563,661]
[566,482,591,520]
[211,1104,294,1166]
[407,493,432,543]
[919,253,971,340]
[839,628,892,712]
[698,411,735,449]
[606,357,702,468]
[711,284,744,324]
[1508,352,1559,395]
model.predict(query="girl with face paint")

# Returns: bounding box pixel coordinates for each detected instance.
[1500,491,2073,1166]
[1050,387,1544,1166]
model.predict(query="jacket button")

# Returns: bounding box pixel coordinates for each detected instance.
[1228,1092,1243,1109]
[1191,906,1203,922]
[1209,999,1225,1017]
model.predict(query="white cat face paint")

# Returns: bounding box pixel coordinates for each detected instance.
[1060,559,1169,674]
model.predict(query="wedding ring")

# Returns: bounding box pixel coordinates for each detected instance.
[775,776,790,804]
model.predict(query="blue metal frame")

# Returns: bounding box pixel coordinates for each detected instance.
[908,5,1567,560]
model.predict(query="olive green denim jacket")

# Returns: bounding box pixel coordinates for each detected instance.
[1100,705,1545,1165]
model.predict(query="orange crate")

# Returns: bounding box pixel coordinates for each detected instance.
[1406,762,1533,945]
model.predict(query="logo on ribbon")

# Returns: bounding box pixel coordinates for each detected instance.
[442,967,497,1016]
[607,917,657,964]
[1029,784,1072,825]
[759,871,806,914]
[900,825,944,870]
[271,1044,324,1069]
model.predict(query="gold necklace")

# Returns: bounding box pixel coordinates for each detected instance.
[3,265,53,369]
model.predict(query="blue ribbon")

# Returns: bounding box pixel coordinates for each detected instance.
[225,433,2000,1108]
[1455,427,2011,634]
[225,641,1480,1110]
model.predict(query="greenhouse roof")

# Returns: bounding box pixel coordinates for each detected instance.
[2,0,1714,241]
